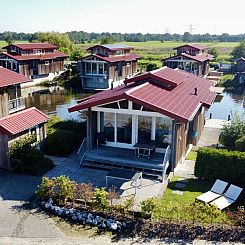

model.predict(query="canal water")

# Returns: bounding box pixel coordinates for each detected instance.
[21,85,244,121]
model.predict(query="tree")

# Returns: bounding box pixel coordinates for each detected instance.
[3,31,14,45]
[219,113,245,150]
[208,48,219,60]
[231,41,245,60]
[31,32,84,60]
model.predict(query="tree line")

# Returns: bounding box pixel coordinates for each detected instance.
[1,31,245,43]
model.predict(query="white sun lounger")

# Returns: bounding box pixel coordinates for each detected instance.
[210,184,243,210]
[196,179,228,203]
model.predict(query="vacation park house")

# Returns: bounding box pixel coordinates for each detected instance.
[77,44,141,90]
[68,66,216,179]
[0,66,49,169]
[163,44,213,77]
[0,43,67,86]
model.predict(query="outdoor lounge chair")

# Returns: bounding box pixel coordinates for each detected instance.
[196,179,228,203]
[210,184,243,210]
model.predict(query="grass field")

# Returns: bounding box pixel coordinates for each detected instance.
[0,40,29,49]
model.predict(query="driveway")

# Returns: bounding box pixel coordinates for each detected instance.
[0,169,64,238]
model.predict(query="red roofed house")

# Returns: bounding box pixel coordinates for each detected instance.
[68,67,216,179]
[0,43,67,85]
[77,44,141,90]
[0,66,49,169]
[162,44,213,77]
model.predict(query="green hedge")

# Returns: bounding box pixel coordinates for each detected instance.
[195,147,245,186]
[43,116,86,157]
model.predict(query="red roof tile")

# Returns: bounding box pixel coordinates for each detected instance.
[163,53,213,62]
[173,43,206,50]
[0,66,31,88]
[68,67,216,122]
[82,53,141,63]
[3,43,57,50]
[2,50,67,61]
[0,107,49,136]
[87,44,133,51]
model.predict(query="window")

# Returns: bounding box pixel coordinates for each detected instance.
[138,116,152,144]
[101,102,119,109]
[86,62,91,74]
[117,114,132,144]
[45,61,49,66]
[133,102,142,110]
[103,112,115,142]
[119,100,128,109]
[92,63,97,74]
[155,117,172,148]
[99,63,103,74]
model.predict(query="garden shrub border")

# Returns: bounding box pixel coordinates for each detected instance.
[37,176,245,242]
[195,147,245,187]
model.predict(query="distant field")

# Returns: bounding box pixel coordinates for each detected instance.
[0,40,29,49]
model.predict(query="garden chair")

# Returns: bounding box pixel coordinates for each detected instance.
[196,179,228,203]
[210,184,243,210]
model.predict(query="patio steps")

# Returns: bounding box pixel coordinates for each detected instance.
[82,157,164,178]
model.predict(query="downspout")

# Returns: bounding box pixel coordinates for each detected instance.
[171,121,182,171]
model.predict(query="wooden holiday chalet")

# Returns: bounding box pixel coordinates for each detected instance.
[0,67,49,169]
[163,44,213,77]
[77,44,141,90]
[68,67,216,178]
[0,43,67,84]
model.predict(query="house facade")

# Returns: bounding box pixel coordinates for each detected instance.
[77,44,141,90]
[0,43,67,85]
[0,67,49,169]
[163,44,213,77]
[235,57,245,72]
[68,67,216,177]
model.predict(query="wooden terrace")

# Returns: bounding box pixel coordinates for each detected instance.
[82,146,168,177]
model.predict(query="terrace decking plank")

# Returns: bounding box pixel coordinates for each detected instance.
[84,147,165,171]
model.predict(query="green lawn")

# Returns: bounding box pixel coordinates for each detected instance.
[186,150,198,161]
[153,177,230,224]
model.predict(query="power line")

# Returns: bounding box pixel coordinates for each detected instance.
[185,24,196,34]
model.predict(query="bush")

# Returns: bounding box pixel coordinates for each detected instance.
[141,197,159,219]
[235,136,245,152]
[8,136,54,175]
[92,188,109,210]
[195,147,245,186]
[219,113,245,150]
[43,116,86,156]
[37,176,76,205]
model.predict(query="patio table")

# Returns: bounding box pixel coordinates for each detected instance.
[133,143,156,160]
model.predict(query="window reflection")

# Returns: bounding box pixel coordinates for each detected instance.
[117,114,132,144]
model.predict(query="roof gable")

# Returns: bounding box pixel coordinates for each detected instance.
[173,43,206,51]
[0,107,49,136]
[68,67,216,123]
[87,44,133,52]
[0,66,31,88]
[3,43,57,50]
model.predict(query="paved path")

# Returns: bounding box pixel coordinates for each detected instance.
[46,155,164,210]
[0,237,243,245]
[0,170,64,238]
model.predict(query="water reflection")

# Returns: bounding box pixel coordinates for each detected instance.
[206,88,245,120]
[21,85,244,121]
[21,86,92,120]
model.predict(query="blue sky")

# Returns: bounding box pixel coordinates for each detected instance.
[1,0,244,34]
